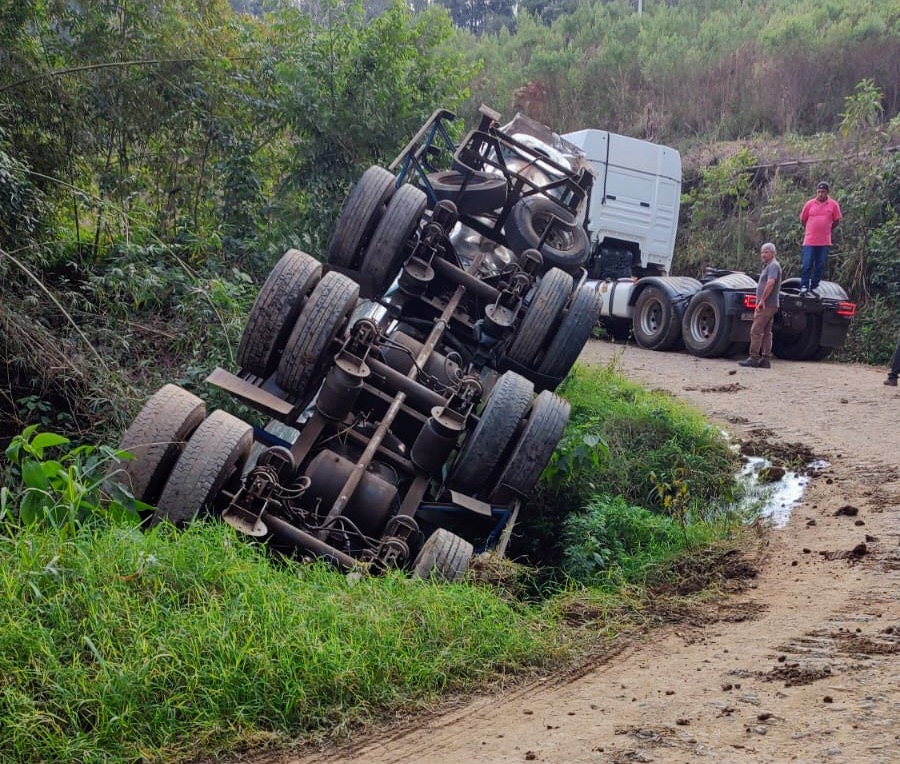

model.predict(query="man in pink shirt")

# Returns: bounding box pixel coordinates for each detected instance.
[799,181,842,296]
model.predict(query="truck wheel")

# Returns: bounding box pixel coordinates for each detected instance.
[360,184,427,296]
[275,271,360,397]
[537,284,602,380]
[328,166,395,268]
[633,286,682,351]
[112,384,206,507]
[412,528,473,582]
[772,315,821,360]
[682,291,733,358]
[427,170,507,214]
[448,371,534,494]
[506,268,573,365]
[489,390,570,505]
[237,249,322,377]
[153,410,253,526]
[505,196,590,271]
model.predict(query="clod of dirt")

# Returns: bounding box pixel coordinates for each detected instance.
[757,712,772,721]
[525,751,537,761]
[758,465,786,483]
[675,718,691,726]
[833,505,859,516]
[651,547,758,598]
[835,632,900,655]
[855,519,866,526]
[763,662,832,687]
[823,695,834,703]
[739,437,817,469]
[699,382,745,393]
[823,543,868,561]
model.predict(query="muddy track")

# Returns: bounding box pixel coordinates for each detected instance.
[260,339,900,764]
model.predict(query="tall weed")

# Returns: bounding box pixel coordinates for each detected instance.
[561,495,720,587]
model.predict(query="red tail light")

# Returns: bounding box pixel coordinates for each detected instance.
[743,294,757,309]
[837,301,856,317]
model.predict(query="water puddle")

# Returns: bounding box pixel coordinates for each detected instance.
[737,457,830,528]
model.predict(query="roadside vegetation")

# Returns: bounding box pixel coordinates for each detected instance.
[0,364,746,764]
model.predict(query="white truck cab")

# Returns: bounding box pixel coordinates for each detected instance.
[562,129,681,276]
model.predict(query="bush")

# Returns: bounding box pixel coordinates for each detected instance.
[562,495,712,587]
[511,363,740,568]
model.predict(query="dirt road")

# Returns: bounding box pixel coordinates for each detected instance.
[284,340,900,764]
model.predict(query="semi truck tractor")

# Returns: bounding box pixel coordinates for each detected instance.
[563,129,855,360]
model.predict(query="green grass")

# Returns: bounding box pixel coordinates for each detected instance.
[0,523,563,763]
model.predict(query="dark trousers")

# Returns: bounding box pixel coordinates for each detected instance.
[749,305,778,359]
[801,245,829,290]
[890,340,900,380]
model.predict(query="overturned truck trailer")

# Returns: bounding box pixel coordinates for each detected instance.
[113,106,602,580]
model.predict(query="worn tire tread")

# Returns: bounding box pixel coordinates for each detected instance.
[507,268,573,364]
[237,249,322,376]
[154,410,253,526]
[114,384,206,505]
[328,166,396,268]
[275,271,360,396]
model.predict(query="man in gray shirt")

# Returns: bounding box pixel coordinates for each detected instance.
[739,242,782,369]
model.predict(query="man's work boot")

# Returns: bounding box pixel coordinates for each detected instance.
[738,357,761,368]
[886,377,898,386]
[758,358,771,369]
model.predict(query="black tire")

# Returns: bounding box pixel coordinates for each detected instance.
[328,166,395,268]
[112,384,206,506]
[633,286,682,351]
[412,528,473,582]
[773,314,822,361]
[681,291,734,358]
[275,271,360,397]
[427,170,508,214]
[448,371,534,493]
[505,196,590,271]
[537,284,602,380]
[811,345,833,361]
[360,184,427,296]
[153,410,253,526]
[237,249,322,377]
[489,390,570,504]
[506,268,573,365]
